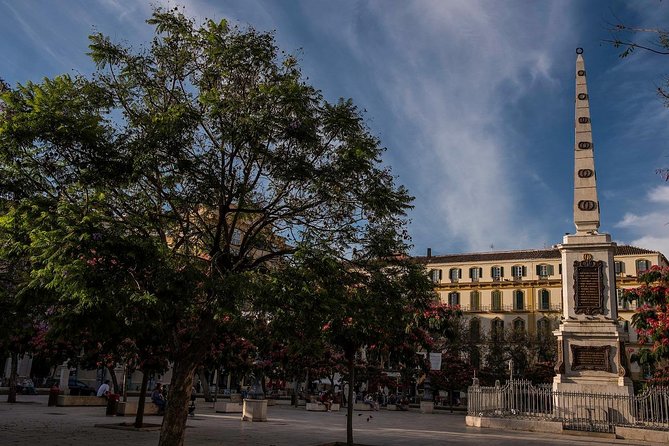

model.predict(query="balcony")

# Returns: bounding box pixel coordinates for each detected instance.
[460,304,563,313]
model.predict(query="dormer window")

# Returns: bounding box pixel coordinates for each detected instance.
[491,266,504,281]
[614,261,625,276]
[511,265,526,279]
[636,259,651,275]
[449,268,462,282]
[469,267,483,282]
[536,264,554,278]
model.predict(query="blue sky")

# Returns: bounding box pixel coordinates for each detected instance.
[3,0,669,257]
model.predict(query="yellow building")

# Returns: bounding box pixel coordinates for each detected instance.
[419,245,668,379]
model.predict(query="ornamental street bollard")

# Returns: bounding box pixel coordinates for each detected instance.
[106,394,120,416]
[48,385,61,407]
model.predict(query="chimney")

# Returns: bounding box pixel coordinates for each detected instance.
[427,248,432,258]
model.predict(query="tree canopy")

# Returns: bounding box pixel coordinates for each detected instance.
[0,7,418,446]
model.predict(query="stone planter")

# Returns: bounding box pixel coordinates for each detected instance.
[420,401,434,414]
[242,399,267,422]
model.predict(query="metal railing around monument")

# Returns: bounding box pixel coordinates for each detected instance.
[468,379,669,433]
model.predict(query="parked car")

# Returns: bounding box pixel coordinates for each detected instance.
[68,380,96,396]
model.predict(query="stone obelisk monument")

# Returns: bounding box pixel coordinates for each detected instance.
[552,48,632,396]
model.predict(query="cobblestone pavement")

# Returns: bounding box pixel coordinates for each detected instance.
[0,395,662,446]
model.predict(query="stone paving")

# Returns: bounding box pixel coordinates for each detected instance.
[0,395,663,446]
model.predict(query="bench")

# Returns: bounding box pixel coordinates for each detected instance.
[116,401,160,416]
[215,402,243,413]
[306,402,340,411]
[56,395,107,407]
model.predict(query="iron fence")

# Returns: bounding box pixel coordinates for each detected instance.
[468,379,669,432]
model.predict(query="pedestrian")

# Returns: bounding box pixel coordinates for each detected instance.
[97,380,111,398]
[151,383,167,414]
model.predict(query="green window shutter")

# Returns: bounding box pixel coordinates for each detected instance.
[500,267,504,277]
[548,265,554,275]
[522,266,527,276]
[458,269,462,279]
[469,268,472,279]
[491,266,495,277]
[479,267,483,277]
[439,269,443,280]
[536,265,541,275]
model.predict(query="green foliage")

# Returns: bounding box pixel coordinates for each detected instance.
[0,6,415,443]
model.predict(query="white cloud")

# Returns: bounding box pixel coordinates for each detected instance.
[647,185,669,203]
[615,185,669,256]
[320,0,577,252]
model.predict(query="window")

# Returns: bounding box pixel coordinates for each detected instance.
[491,266,504,281]
[470,291,480,311]
[514,290,524,310]
[469,318,481,342]
[538,289,550,310]
[491,290,502,311]
[448,291,460,306]
[636,259,651,275]
[429,269,442,283]
[614,261,625,275]
[537,318,551,340]
[513,318,525,333]
[536,264,554,278]
[469,267,482,282]
[231,228,243,245]
[511,265,526,278]
[617,288,629,310]
[449,268,462,282]
[491,319,504,341]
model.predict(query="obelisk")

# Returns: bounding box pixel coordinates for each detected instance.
[552,48,632,395]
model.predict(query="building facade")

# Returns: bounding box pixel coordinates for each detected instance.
[419,245,668,380]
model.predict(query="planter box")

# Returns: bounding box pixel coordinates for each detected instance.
[215,402,243,413]
[273,399,293,405]
[242,399,267,422]
[117,401,160,416]
[56,396,106,407]
[306,403,340,411]
[419,401,434,414]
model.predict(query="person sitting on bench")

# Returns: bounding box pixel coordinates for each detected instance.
[151,383,167,414]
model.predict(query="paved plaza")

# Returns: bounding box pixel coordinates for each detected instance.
[0,395,663,446]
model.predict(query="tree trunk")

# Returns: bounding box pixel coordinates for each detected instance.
[198,368,212,402]
[7,351,18,403]
[134,370,150,428]
[346,354,355,446]
[292,376,299,407]
[158,359,197,446]
[107,365,120,394]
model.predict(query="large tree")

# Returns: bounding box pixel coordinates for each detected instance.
[268,242,438,446]
[0,8,414,446]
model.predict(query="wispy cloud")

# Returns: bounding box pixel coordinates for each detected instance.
[299,0,577,253]
[615,185,669,256]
